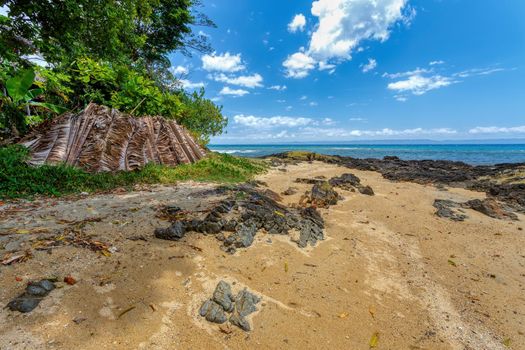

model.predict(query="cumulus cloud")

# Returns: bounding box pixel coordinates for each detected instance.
[202,52,245,72]
[171,65,189,76]
[219,87,249,97]
[179,79,205,90]
[361,58,377,73]
[469,125,525,134]
[234,114,313,128]
[387,74,453,95]
[288,14,307,33]
[211,73,263,88]
[283,51,316,78]
[269,85,287,91]
[283,0,411,78]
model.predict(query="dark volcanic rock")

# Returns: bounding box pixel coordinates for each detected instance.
[310,181,339,207]
[267,152,525,217]
[329,173,374,196]
[462,199,518,221]
[199,300,227,324]
[298,207,325,248]
[212,280,235,312]
[7,279,56,313]
[358,185,375,196]
[199,282,261,331]
[433,200,468,221]
[281,187,298,196]
[229,289,261,331]
[329,173,361,189]
[155,184,326,252]
[154,221,186,241]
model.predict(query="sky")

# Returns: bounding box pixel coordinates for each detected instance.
[3,2,524,144]
[168,0,525,144]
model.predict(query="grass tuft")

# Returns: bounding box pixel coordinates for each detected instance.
[0,145,267,200]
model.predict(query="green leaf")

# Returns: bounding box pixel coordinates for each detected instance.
[28,101,68,114]
[25,88,45,101]
[6,69,35,103]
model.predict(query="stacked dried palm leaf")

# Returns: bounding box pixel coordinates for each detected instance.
[21,103,207,172]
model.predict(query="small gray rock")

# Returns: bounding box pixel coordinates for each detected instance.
[199,300,227,324]
[212,281,235,312]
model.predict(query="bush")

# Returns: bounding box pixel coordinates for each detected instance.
[0,145,266,200]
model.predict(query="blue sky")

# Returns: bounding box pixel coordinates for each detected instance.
[169,0,525,144]
[5,2,522,143]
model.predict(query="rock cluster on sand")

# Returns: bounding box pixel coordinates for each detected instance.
[433,198,518,221]
[199,281,260,331]
[155,185,325,253]
[268,152,524,219]
[7,279,56,313]
[329,173,375,196]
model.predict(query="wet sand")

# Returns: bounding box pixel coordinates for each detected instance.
[1,161,524,349]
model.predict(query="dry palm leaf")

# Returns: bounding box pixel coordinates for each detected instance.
[21,103,206,172]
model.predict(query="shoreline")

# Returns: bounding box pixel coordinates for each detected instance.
[1,154,524,349]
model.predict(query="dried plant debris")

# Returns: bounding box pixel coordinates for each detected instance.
[7,279,55,313]
[154,185,325,253]
[199,281,260,331]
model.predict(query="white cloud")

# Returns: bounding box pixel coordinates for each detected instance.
[302,126,457,137]
[453,67,506,78]
[387,73,453,95]
[0,5,9,16]
[361,58,377,73]
[300,95,308,100]
[234,114,313,128]
[179,79,205,90]
[202,52,245,72]
[211,73,263,88]
[219,87,249,97]
[309,101,318,106]
[283,0,411,78]
[269,85,287,91]
[468,125,525,134]
[288,14,307,33]
[385,64,507,100]
[323,118,336,125]
[283,51,316,78]
[171,65,189,76]
[429,60,445,66]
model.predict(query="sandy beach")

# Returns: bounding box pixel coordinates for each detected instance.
[1,160,524,350]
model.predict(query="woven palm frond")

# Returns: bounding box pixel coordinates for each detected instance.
[20,103,207,172]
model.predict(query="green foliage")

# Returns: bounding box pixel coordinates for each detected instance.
[0,145,267,200]
[0,1,226,144]
[0,0,212,66]
[180,88,227,144]
[0,67,66,133]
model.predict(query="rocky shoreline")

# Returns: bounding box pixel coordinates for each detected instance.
[266,152,525,218]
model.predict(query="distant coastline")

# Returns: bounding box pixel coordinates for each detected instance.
[209,143,525,165]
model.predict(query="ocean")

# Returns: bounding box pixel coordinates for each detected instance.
[208,144,525,165]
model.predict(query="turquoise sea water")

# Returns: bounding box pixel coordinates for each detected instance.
[209,144,525,165]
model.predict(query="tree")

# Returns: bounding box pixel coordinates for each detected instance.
[0,0,226,144]
[0,0,214,67]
